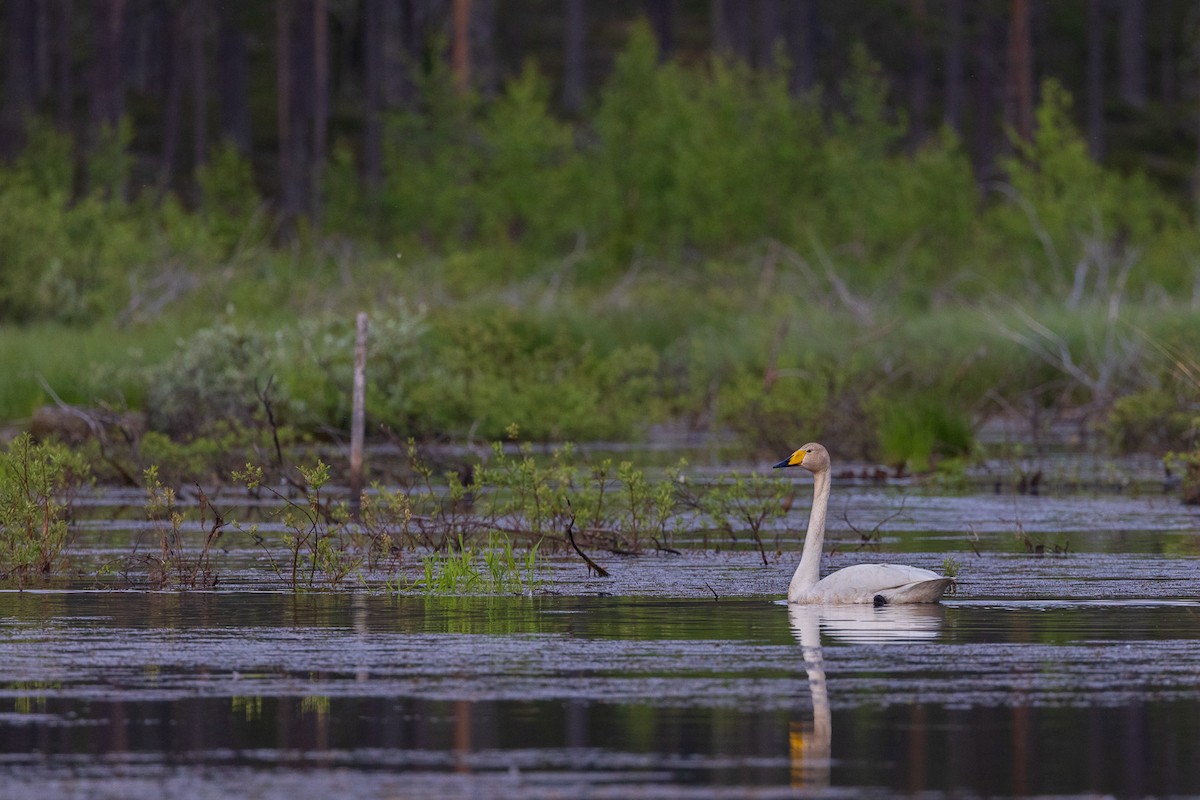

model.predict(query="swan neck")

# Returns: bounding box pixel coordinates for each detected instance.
[790,469,830,598]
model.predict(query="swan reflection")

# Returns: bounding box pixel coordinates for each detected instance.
[787,603,945,789]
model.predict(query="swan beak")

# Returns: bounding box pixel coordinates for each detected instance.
[774,449,808,469]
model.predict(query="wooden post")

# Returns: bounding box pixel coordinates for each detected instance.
[349,312,368,518]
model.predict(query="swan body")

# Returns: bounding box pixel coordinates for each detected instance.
[774,442,953,605]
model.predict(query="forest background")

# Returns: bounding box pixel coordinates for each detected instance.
[1,0,1199,484]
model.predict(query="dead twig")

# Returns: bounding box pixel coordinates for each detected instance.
[842,495,907,550]
[565,503,609,578]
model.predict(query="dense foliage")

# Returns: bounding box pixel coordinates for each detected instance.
[3,30,1199,471]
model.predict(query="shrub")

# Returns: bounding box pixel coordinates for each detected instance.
[143,322,275,436]
[1107,390,1197,454]
[196,140,266,256]
[986,79,1193,299]
[0,433,90,586]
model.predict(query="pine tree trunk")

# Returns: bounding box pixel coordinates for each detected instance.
[89,0,127,132]
[563,0,586,113]
[216,6,252,154]
[908,0,931,147]
[471,0,497,98]
[312,0,328,215]
[644,0,675,57]
[712,0,750,61]
[1,0,39,157]
[757,0,781,69]
[160,5,184,187]
[1006,0,1034,143]
[190,0,209,168]
[943,0,964,131]
[1086,0,1104,159]
[452,0,471,94]
[972,7,1004,180]
[52,0,73,129]
[364,0,385,186]
[1118,0,1146,108]
[787,0,818,93]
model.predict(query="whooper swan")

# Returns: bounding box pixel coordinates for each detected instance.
[774,443,953,605]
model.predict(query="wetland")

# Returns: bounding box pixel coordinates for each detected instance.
[2,456,1198,799]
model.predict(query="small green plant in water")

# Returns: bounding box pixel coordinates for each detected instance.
[135,465,223,588]
[232,459,364,590]
[0,433,89,587]
[395,534,544,595]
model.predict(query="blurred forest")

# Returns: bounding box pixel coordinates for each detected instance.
[1,0,1197,225]
[3,0,1200,470]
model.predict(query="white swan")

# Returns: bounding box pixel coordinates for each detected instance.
[774,443,954,605]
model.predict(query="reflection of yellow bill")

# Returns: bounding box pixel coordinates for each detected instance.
[788,720,808,786]
[789,718,830,788]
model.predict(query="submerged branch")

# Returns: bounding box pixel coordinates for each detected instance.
[565,504,609,578]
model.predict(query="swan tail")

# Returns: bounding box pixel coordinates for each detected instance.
[875,577,955,605]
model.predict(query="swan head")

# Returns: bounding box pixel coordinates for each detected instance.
[773,442,829,473]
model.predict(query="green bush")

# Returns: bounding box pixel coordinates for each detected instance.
[391,307,664,441]
[986,79,1194,298]
[143,322,276,436]
[196,141,266,256]
[1107,390,1197,453]
[0,433,90,585]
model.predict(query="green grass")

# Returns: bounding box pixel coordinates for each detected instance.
[6,265,1200,466]
[0,323,178,421]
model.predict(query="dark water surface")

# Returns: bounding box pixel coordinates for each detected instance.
[3,486,1200,798]
[3,592,1200,798]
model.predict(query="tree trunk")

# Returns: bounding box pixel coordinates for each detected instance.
[52,0,74,129]
[312,0,328,197]
[972,7,1004,180]
[1,0,39,157]
[757,0,781,69]
[1086,0,1104,159]
[908,0,931,147]
[943,0,964,131]
[471,0,497,98]
[563,0,586,113]
[384,0,417,107]
[190,0,209,168]
[1006,0,1034,143]
[1118,0,1146,108]
[89,0,127,132]
[712,0,750,61]
[160,5,184,187]
[276,0,326,221]
[216,5,252,154]
[452,0,470,94]
[1159,2,1177,106]
[278,0,317,221]
[34,1,50,104]
[643,0,675,58]
[364,0,384,187]
[787,0,818,93]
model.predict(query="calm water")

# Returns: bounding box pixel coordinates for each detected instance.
[2,485,1200,798]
